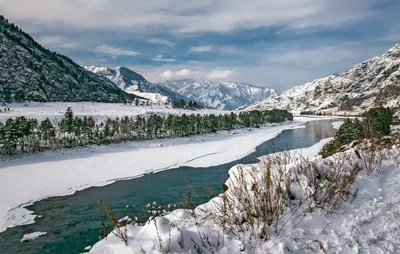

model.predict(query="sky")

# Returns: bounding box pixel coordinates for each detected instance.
[0,0,399,91]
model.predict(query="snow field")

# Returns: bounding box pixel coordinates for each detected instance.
[0,102,230,124]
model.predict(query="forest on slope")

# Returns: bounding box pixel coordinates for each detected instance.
[0,15,139,103]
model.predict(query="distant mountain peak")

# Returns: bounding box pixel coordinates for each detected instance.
[84,65,144,89]
[160,79,276,110]
[115,67,146,81]
[382,43,400,60]
[86,65,190,103]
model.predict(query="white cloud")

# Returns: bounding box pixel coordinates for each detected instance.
[0,0,378,35]
[161,69,194,80]
[37,35,64,45]
[59,42,78,48]
[264,44,382,67]
[37,35,78,48]
[146,38,175,47]
[95,44,140,56]
[380,26,400,42]
[189,45,212,53]
[207,70,234,80]
[76,57,108,66]
[267,47,355,67]
[151,54,177,62]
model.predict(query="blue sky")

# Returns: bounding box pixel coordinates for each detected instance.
[1,0,399,90]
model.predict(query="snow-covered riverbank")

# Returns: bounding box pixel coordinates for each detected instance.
[0,117,321,233]
[89,138,400,254]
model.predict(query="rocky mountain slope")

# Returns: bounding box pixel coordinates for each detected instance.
[85,66,188,103]
[0,15,136,103]
[248,44,400,115]
[160,79,276,110]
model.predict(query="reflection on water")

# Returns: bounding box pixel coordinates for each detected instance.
[0,119,337,254]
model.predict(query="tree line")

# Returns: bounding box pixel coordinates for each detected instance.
[320,107,395,158]
[0,108,293,155]
[171,99,202,109]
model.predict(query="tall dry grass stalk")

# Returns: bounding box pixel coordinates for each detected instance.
[99,200,129,246]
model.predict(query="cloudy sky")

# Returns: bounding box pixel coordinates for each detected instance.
[1,0,399,90]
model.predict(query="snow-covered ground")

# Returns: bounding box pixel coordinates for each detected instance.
[0,117,316,233]
[89,139,400,254]
[331,121,344,130]
[0,102,229,123]
[124,89,169,104]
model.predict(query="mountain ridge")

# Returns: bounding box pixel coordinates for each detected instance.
[159,79,276,110]
[85,65,189,103]
[0,15,137,103]
[247,43,400,115]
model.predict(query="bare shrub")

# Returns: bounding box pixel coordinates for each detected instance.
[99,200,129,246]
[197,143,386,249]
[199,157,292,247]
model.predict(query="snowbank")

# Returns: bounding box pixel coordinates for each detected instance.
[0,118,315,233]
[331,121,344,130]
[89,141,400,254]
[20,231,47,242]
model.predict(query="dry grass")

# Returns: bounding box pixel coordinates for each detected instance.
[99,200,129,246]
[196,140,387,250]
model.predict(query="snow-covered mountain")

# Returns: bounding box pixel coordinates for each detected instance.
[85,66,188,103]
[159,79,276,110]
[0,16,137,103]
[248,44,400,115]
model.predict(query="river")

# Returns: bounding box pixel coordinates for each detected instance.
[0,119,338,254]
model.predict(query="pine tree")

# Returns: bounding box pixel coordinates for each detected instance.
[39,118,55,147]
[62,107,74,133]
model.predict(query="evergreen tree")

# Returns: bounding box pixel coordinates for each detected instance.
[61,107,74,133]
[39,118,55,142]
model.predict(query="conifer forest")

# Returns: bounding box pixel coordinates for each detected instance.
[0,108,293,155]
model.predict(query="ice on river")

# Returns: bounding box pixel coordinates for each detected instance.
[20,231,47,242]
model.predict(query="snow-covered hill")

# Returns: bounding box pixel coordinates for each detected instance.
[85,66,189,103]
[0,16,136,103]
[248,44,400,115]
[160,79,276,110]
